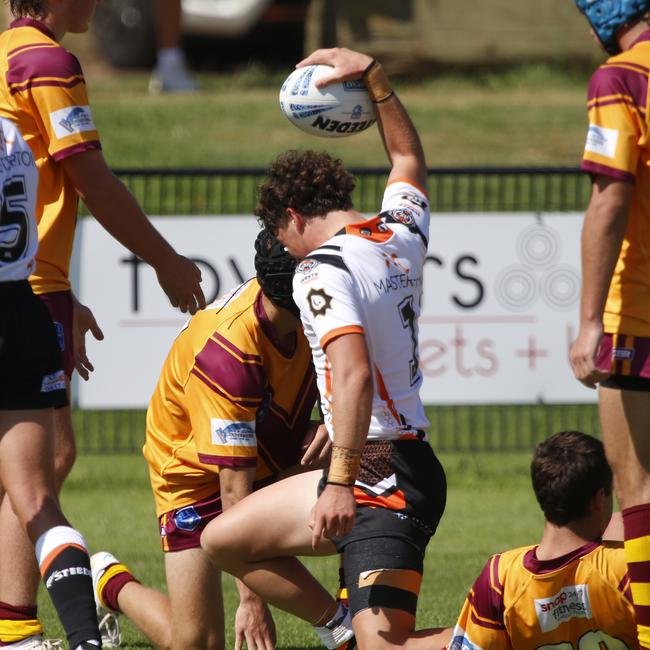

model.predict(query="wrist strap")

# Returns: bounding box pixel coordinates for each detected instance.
[328,445,362,486]
[362,60,394,103]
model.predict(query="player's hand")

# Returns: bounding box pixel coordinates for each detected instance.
[569,321,609,389]
[234,594,276,650]
[301,423,332,468]
[155,253,206,315]
[72,297,104,381]
[309,484,356,550]
[296,47,374,88]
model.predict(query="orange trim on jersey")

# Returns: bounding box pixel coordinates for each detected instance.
[489,555,503,596]
[353,486,407,510]
[160,513,170,552]
[387,177,429,197]
[39,543,87,577]
[344,217,393,243]
[588,92,637,108]
[374,366,401,425]
[320,325,365,350]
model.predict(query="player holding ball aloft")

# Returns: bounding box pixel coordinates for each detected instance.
[201,47,451,650]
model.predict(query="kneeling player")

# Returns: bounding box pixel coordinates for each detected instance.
[90,230,352,650]
[447,430,636,650]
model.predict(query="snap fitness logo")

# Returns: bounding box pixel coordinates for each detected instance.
[535,584,592,632]
[496,225,580,312]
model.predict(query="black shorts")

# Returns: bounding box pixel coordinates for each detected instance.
[320,438,447,553]
[0,281,68,410]
[319,438,446,616]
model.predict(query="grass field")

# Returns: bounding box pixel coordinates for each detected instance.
[33,451,539,648]
[85,64,591,170]
[5,23,602,650]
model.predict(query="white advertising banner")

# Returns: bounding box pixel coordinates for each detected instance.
[74,213,596,408]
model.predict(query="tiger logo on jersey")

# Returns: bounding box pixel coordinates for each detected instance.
[307,288,333,317]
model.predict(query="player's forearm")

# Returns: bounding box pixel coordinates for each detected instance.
[579,189,629,325]
[219,466,255,511]
[374,92,427,189]
[331,366,373,452]
[82,176,178,270]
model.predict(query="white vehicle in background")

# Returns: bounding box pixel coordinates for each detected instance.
[92,0,309,68]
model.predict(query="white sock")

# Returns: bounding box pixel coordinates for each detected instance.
[313,602,353,649]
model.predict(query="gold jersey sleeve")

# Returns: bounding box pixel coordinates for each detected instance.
[449,542,636,650]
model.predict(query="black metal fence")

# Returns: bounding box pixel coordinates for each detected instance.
[75,166,596,454]
[84,166,590,216]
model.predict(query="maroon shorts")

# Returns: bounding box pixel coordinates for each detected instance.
[597,333,650,380]
[159,492,223,552]
[38,290,74,379]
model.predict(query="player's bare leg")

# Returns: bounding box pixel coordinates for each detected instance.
[600,385,650,647]
[599,386,650,507]
[0,401,75,613]
[201,470,339,624]
[116,548,225,650]
[0,409,100,648]
[352,608,452,650]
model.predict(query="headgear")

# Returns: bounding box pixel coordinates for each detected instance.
[254,229,300,319]
[575,0,649,54]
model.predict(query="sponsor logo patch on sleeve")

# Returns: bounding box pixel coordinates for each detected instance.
[41,370,66,393]
[535,584,592,632]
[448,625,483,650]
[584,124,619,159]
[210,418,256,446]
[49,105,96,140]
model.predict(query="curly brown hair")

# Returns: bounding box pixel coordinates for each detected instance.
[255,150,356,235]
[8,0,49,18]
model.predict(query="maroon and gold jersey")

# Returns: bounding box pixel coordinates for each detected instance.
[581,30,650,337]
[144,279,318,517]
[0,18,101,294]
[449,541,636,650]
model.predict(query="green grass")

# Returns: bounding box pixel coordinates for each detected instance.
[79,63,592,170]
[33,451,540,648]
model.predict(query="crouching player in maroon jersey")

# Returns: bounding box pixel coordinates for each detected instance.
[89,230,354,650]
[446,431,636,650]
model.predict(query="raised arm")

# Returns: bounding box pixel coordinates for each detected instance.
[297,48,427,191]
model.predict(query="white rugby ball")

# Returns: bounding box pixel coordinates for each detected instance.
[279,65,376,138]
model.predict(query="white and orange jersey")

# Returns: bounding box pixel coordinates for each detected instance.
[0,117,38,282]
[293,179,430,441]
[448,541,637,650]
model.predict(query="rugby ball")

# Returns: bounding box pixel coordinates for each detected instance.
[279,65,376,138]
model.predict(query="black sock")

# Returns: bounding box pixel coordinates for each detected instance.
[36,526,101,649]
